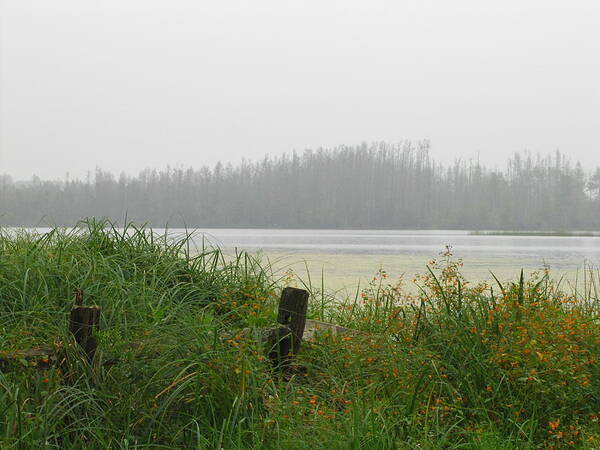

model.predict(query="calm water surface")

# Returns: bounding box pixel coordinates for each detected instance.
[183,229,600,262]
[18,228,600,289]
[183,229,600,288]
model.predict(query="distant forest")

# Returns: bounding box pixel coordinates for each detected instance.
[1,142,600,230]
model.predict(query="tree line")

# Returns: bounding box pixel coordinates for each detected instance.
[1,142,600,230]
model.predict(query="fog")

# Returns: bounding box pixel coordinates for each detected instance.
[2,144,599,229]
[1,0,599,180]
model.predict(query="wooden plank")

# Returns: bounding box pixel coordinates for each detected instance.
[303,319,355,341]
[0,346,56,371]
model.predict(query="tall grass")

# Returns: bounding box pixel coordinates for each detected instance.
[0,222,598,448]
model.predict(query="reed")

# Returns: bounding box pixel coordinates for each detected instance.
[0,221,598,448]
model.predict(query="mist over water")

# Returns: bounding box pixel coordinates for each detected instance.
[16,226,600,290]
[190,228,600,290]
[183,228,600,258]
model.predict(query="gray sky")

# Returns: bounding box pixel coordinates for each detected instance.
[1,0,599,181]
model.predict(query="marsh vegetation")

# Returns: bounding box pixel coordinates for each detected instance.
[1,221,598,448]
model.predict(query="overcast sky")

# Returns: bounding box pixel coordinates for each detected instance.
[1,0,599,180]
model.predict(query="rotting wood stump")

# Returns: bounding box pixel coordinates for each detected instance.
[68,289,101,362]
[266,287,309,369]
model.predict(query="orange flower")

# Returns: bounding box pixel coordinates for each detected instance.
[548,419,561,430]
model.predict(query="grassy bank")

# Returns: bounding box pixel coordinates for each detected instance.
[1,221,599,448]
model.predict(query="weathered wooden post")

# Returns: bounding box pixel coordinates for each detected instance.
[267,287,309,369]
[278,287,309,355]
[68,289,101,362]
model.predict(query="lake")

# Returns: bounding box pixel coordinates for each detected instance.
[12,228,600,292]
[174,229,600,291]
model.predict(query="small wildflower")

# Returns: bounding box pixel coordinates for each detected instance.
[548,419,561,430]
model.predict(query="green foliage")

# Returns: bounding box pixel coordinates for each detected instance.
[1,223,599,448]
